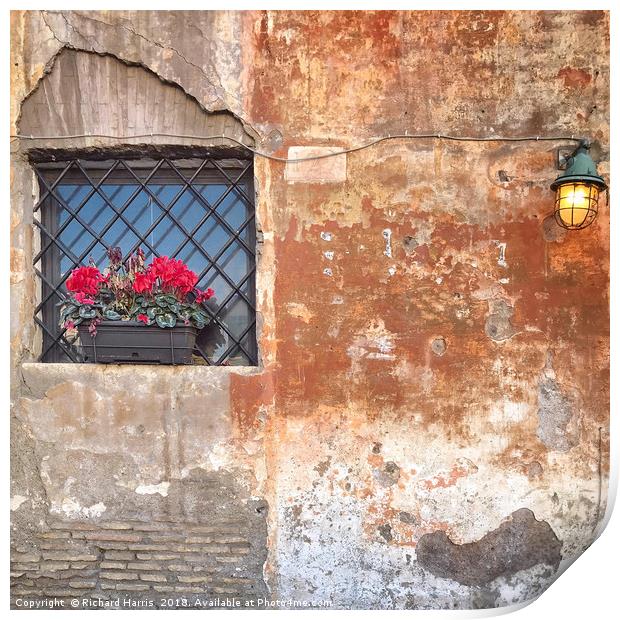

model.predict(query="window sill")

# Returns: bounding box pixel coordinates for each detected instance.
[19,362,265,402]
[21,361,263,378]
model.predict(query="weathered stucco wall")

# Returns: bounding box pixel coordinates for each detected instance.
[10,10,609,610]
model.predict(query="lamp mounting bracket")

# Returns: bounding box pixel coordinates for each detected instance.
[557,147,573,170]
[557,138,590,170]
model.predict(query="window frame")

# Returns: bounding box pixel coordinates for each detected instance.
[33,155,259,366]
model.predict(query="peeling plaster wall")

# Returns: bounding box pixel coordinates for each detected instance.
[10,10,609,610]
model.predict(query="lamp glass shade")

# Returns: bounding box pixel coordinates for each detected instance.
[554,181,599,229]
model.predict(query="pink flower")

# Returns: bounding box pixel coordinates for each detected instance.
[64,320,75,330]
[137,313,149,324]
[88,317,101,337]
[194,288,215,304]
[74,292,95,305]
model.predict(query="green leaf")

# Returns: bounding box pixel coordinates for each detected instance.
[78,306,97,319]
[103,309,122,320]
[192,309,210,322]
[146,307,157,319]
[60,305,77,321]
[163,313,177,328]
[155,314,167,328]
[155,312,176,328]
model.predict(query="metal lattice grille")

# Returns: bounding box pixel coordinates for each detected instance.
[33,156,257,365]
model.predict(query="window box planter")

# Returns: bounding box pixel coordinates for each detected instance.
[60,250,215,366]
[78,321,198,365]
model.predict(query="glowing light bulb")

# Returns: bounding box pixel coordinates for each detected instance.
[555,182,598,228]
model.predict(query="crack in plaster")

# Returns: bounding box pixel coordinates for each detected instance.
[49,9,219,104]
[53,10,103,52]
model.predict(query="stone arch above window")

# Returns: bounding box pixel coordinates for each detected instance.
[18,48,256,152]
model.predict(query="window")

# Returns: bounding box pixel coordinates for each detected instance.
[33,156,257,366]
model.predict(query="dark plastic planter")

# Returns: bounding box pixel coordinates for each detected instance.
[77,320,198,364]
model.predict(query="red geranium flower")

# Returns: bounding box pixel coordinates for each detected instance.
[137,313,149,324]
[133,271,156,294]
[150,256,175,282]
[174,267,199,294]
[66,266,105,296]
[149,256,198,297]
[74,292,95,305]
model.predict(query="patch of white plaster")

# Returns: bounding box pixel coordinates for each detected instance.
[489,400,529,425]
[388,266,397,277]
[383,228,393,258]
[135,482,170,497]
[51,498,107,519]
[496,241,508,268]
[207,443,236,470]
[327,325,340,338]
[323,251,334,260]
[347,320,397,373]
[286,302,315,323]
[11,495,29,511]
[320,232,333,241]
[279,28,296,45]
[323,268,333,277]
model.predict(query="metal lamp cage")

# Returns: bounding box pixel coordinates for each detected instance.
[552,181,601,230]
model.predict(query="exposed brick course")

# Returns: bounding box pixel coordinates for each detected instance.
[10,518,266,607]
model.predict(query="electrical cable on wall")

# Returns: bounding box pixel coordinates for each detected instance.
[9,132,586,164]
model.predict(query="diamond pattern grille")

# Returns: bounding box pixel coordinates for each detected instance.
[33,157,257,365]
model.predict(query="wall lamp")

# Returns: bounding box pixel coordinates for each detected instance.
[551,140,608,230]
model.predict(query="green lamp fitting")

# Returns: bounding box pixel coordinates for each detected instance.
[550,141,608,192]
[550,140,608,230]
